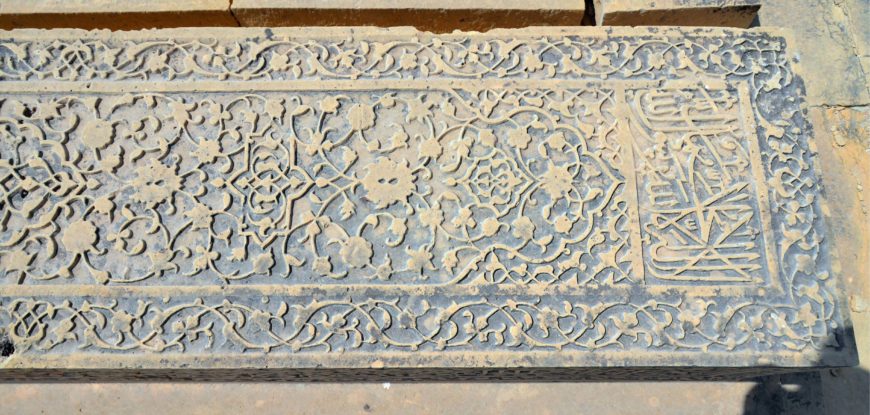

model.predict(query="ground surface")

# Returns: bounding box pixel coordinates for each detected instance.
[0,0,867,413]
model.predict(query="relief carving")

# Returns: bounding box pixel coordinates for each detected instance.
[0,28,851,365]
[629,86,776,284]
[0,88,629,286]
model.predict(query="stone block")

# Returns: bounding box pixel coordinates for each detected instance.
[758,0,869,106]
[0,0,237,30]
[0,26,857,380]
[231,0,585,32]
[594,0,760,27]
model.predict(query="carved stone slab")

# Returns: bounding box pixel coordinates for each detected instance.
[0,27,856,380]
[593,0,760,27]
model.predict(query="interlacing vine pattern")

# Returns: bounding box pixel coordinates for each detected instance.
[1,295,820,353]
[0,29,805,82]
[0,89,628,286]
[0,28,849,360]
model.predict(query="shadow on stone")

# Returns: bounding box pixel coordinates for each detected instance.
[0,336,13,358]
[741,327,867,415]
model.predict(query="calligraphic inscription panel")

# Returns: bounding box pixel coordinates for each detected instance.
[0,27,855,377]
[628,85,778,287]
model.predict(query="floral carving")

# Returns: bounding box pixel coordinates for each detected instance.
[131,159,183,207]
[360,158,416,208]
[61,220,98,254]
[0,86,628,287]
[0,28,850,362]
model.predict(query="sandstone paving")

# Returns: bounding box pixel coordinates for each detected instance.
[593,0,760,27]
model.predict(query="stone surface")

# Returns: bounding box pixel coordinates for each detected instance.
[0,26,857,379]
[594,0,760,27]
[0,0,237,30]
[231,0,585,32]
[757,0,869,106]
[0,376,832,415]
[2,0,867,411]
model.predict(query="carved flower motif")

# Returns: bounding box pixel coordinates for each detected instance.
[648,53,667,70]
[340,236,373,269]
[507,127,532,150]
[547,132,567,151]
[148,249,176,276]
[192,246,218,272]
[511,216,535,240]
[81,118,114,149]
[110,310,135,333]
[313,256,333,276]
[184,203,214,230]
[145,53,168,72]
[192,139,222,164]
[360,158,415,208]
[375,259,393,281]
[319,96,340,113]
[678,299,711,330]
[554,215,573,234]
[62,220,98,254]
[406,97,432,122]
[399,53,418,70]
[797,302,818,329]
[348,104,375,131]
[92,196,115,216]
[418,137,443,159]
[405,246,435,273]
[478,129,497,147]
[269,53,289,71]
[131,159,182,206]
[252,252,275,274]
[265,98,285,119]
[537,307,561,330]
[452,207,476,228]
[168,101,194,126]
[539,162,574,200]
[524,54,545,72]
[783,200,809,226]
[420,206,444,228]
[207,103,232,125]
[481,217,501,237]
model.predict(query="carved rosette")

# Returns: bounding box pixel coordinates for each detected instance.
[0,28,853,368]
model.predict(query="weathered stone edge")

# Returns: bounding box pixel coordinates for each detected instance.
[592,0,761,27]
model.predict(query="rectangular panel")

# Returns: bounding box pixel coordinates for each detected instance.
[628,83,778,287]
[0,27,857,379]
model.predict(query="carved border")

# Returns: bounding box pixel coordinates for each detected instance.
[0,27,855,368]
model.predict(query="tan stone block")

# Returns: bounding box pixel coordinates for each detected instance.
[594,0,760,27]
[231,0,585,32]
[758,0,869,106]
[0,26,857,380]
[809,106,870,314]
[0,0,237,30]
